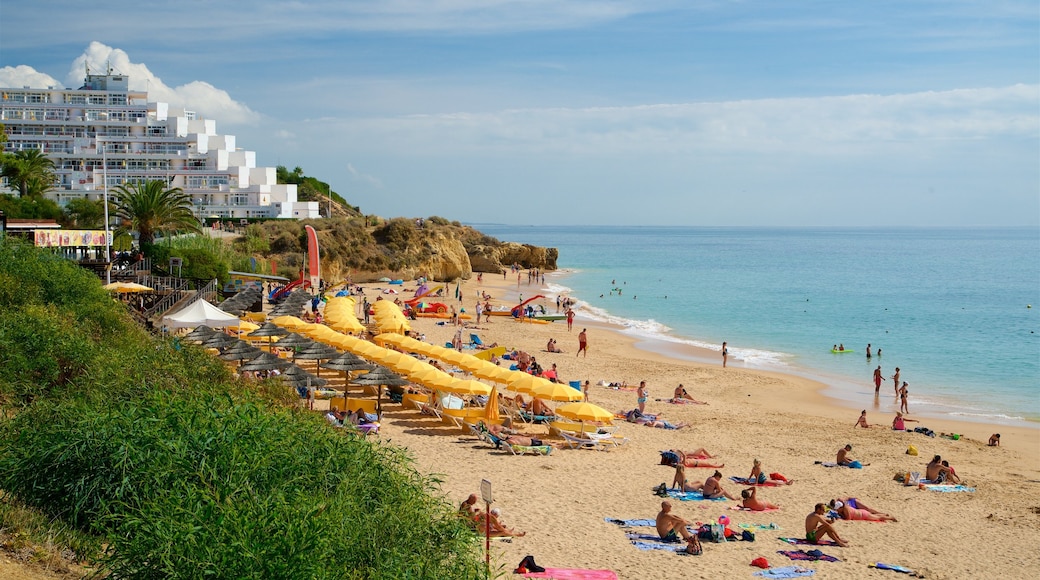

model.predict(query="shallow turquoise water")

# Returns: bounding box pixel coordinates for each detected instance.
[476,225,1040,425]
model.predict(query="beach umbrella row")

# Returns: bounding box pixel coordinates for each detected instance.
[217,287,262,315]
[323,296,364,334]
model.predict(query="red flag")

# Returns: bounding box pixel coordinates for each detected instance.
[305,225,321,289]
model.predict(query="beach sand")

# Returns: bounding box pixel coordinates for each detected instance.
[340,273,1039,579]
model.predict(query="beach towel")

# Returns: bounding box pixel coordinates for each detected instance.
[521,568,619,579]
[739,523,781,531]
[731,477,782,487]
[630,541,686,552]
[667,490,728,502]
[816,461,861,469]
[778,550,840,563]
[729,505,780,512]
[869,563,922,576]
[779,537,839,547]
[605,518,656,527]
[753,566,816,578]
[625,532,683,543]
[924,484,975,492]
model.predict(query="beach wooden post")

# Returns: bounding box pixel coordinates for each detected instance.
[480,478,493,576]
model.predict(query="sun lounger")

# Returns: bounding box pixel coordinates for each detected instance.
[418,401,443,419]
[559,432,614,451]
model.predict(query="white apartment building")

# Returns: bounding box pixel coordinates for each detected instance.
[1,70,319,220]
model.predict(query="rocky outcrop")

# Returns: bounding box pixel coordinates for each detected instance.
[416,232,472,280]
[467,242,558,273]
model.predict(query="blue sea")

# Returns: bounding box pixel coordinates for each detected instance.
[475,226,1040,426]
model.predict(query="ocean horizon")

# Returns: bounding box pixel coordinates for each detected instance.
[475,225,1040,427]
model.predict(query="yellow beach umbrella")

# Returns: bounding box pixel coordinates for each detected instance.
[271,315,307,329]
[484,386,500,423]
[409,367,455,390]
[531,381,585,402]
[508,374,554,395]
[457,356,492,373]
[103,281,153,293]
[555,401,614,423]
[472,365,514,384]
[236,319,260,333]
[444,379,493,396]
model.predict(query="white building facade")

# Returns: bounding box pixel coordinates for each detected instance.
[1,71,319,220]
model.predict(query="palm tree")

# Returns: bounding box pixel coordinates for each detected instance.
[111,180,200,253]
[1,149,57,198]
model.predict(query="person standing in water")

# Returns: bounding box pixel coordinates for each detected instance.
[891,367,901,397]
[866,344,872,359]
[872,366,883,395]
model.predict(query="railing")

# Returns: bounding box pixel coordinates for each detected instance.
[191,279,219,306]
[141,277,193,320]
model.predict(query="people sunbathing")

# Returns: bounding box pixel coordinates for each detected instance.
[828,498,897,522]
[926,455,962,484]
[702,471,738,500]
[626,409,687,429]
[855,410,871,428]
[476,508,526,537]
[459,493,481,525]
[672,464,704,492]
[673,384,691,400]
[748,458,793,485]
[741,487,779,511]
[671,449,723,468]
[805,503,849,547]
[546,338,563,353]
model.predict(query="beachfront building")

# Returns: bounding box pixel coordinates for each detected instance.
[1,69,319,220]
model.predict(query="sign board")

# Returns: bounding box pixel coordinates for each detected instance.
[480,479,493,505]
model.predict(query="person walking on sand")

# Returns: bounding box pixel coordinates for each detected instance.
[576,329,588,358]
[722,342,729,367]
[891,367,901,397]
[805,503,849,546]
[899,382,909,414]
[637,381,648,414]
[583,380,590,402]
[566,307,575,331]
[873,366,883,395]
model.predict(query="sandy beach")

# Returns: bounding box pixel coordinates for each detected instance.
[337,272,1038,579]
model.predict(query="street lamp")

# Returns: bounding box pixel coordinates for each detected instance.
[99,137,112,284]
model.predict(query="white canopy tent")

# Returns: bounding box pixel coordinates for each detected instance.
[164,300,240,329]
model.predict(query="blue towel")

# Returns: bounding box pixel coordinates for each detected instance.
[667,490,727,502]
[630,541,684,552]
[605,518,656,527]
[925,484,975,492]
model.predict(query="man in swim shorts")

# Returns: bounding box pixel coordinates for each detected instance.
[656,501,695,543]
[576,329,588,358]
[805,503,849,547]
[702,471,738,500]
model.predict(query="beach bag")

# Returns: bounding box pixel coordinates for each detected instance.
[515,555,544,574]
[741,530,756,542]
[710,523,726,543]
[906,444,918,456]
[660,451,680,466]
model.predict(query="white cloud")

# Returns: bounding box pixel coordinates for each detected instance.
[0,65,61,90]
[63,42,259,124]
[304,84,1039,159]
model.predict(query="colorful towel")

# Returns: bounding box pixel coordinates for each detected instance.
[605,518,656,527]
[667,490,728,502]
[779,537,839,547]
[778,550,840,562]
[739,522,782,531]
[522,568,619,579]
[924,484,975,492]
[731,477,782,487]
[753,566,816,578]
[625,532,682,542]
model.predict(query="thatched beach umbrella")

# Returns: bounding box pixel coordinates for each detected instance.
[219,343,264,364]
[238,352,291,374]
[278,364,328,389]
[351,366,410,418]
[184,325,218,342]
[321,352,376,404]
[201,333,238,349]
[293,343,341,377]
[247,321,290,350]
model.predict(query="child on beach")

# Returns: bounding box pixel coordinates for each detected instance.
[855,410,871,428]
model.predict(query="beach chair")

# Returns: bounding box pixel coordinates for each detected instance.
[587,431,630,448]
[418,401,443,419]
[559,431,613,451]
[469,333,483,346]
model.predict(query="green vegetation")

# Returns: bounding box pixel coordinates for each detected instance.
[111,179,201,257]
[0,240,485,578]
[277,166,362,217]
[0,148,57,198]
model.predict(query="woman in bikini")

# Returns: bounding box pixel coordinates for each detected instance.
[672,464,705,492]
[828,498,897,522]
[748,458,793,485]
[673,449,724,469]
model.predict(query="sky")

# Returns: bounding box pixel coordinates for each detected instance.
[1,1,1038,226]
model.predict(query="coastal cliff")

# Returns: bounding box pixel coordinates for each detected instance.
[238,216,557,282]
